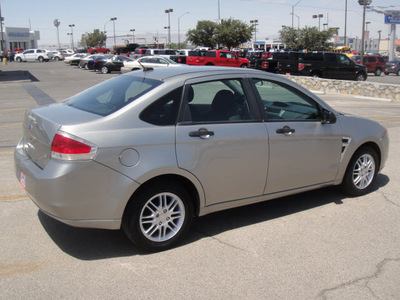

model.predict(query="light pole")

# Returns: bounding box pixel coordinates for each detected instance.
[312,14,323,31]
[323,23,328,31]
[67,33,72,49]
[130,29,135,43]
[377,30,381,53]
[291,0,303,28]
[250,20,258,49]
[344,0,348,46]
[69,24,75,50]
[110,17,117,50]
[178,12,189,48]
[165,9,173,47]
[358,0,372,64]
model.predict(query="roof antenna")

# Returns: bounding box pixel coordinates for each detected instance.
[137,59,153,72]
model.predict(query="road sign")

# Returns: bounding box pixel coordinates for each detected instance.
[385,11,400,24]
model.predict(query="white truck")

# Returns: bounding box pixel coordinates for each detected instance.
[15,49,50,62]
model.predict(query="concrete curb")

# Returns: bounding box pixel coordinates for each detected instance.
[285,75,400,101]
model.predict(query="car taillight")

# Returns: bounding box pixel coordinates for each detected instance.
[262,62,269,69]
[94,60,98,63]
[298,63,311,71]
[51,132,98,161]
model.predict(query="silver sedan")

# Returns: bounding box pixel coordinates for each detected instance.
[14,66,389,251]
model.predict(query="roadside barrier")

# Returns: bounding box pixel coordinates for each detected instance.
[285,75,400,101]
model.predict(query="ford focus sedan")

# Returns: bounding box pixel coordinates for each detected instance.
[14,66,389,252]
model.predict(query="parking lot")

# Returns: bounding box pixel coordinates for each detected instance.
[1,61,400,299]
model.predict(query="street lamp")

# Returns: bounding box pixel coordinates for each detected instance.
[250,20,258,49]
[377,30,381,52]
[110,17,117,50]
[291,0,303,28]
[178,12,189,48]
[67,33,72,49]
[312,14,323,31]
[165,9,173,47]
[130,29,135,43]
[358,0,372,64]
[323,23,328,31]
[69,24,75,50]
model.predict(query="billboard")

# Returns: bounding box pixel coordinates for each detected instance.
[385,10,400,24]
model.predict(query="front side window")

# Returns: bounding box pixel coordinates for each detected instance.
[183,79,254,123]
[251,79,320,121]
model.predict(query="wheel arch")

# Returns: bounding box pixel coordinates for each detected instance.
[123,174,203,222]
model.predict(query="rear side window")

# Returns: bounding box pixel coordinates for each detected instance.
[65,76,162,116]
[140,88,183,126]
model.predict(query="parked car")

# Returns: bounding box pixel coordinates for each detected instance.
[14,66,389,252]
[350,55,386,76]
[86,54,114,70]
[78,55,104,69]
[47,51,64,61]
[15,49,50,62]
[64,53,87,65]
[384,60,400,76]
[121,56,184,73]
[60,49,74,57]
[87,46,110,54]
[94,55,134,73]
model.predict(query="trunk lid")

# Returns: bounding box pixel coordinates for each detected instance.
[22,104,101,169]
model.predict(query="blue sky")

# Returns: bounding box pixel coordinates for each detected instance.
[1,0,399,47]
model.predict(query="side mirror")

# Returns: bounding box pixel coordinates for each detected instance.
[321,109,337,124]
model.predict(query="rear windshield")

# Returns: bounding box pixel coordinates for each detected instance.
[65,75,162,116]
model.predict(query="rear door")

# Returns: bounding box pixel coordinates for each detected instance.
[176,75,269,206]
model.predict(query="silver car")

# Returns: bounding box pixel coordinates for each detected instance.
[14,66,389,251]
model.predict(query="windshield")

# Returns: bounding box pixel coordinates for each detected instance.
[65,75,162,116]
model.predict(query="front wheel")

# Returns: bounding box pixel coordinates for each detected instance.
[122,181,193,252]
[240,64,248,68]
[397,70,400,76]
[384,72,389,75]
[16,57,22,63]
[341,147,379,196]
[38,56,44,62]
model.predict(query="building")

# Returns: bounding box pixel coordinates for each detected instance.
[0,27,40,52]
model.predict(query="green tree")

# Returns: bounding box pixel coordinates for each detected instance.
[215,18,253,50]
[186,20,218,49]
[78,29,106,48]
[280,26,334,51]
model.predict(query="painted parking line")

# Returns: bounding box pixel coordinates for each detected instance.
[0,122,22,128]
[0,151,14,156]
[0,108,28,112]
[0,194,28,202]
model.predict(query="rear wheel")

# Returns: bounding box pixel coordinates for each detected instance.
[341,147,379,196]
[84,63,89,70]
[122,181,193,252]
[55,57,60,61]
[355,72,366,81]
[240,64,248,68]
[38,56,44,62]
[384,72,389,75]
[101,66,109,74]
[374,68,382,76]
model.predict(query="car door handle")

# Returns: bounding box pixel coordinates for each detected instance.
[276,126,295,136]
[189,128,215,139]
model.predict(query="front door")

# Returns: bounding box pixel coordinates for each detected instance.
[250,78,343,194]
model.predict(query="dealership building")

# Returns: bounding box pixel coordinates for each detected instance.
[0,27,40,52]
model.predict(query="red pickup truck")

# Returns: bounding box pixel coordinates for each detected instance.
[186,50,249,68]
[87,47,110,54]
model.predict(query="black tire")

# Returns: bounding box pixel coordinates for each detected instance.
[374,68,382,76]
[84,63,89,70]
[16,57,22,63]
[384,72,389,75]
[101,66,109,74]
[341,146,379,197]
[355,72,366,81]
[55,57,60,61]
[240,64,248,68]
[38,56,44,62]
[122,181,193,252]
[397,70,400,76]
[311,72,321,78]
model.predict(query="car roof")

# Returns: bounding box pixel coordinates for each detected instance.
[120,65,272,82]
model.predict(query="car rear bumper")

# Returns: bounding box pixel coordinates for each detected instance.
[14,139,139,230]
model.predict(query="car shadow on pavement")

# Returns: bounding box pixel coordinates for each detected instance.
[38,174,389,260]
[0,70,39,82]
